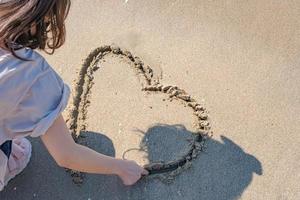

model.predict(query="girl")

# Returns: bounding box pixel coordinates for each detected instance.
[0,0,148,191]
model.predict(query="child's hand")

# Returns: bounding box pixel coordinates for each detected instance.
[116,159,149,186]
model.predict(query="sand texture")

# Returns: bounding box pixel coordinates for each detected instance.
[1,0,300,200]
[65,45,209,183]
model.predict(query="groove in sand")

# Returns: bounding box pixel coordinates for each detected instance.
[66,44,212,184]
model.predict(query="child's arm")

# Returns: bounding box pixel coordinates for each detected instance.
[41,114,148,186]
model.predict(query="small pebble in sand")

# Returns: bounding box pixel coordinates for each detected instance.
[123,50,133,59]
[187,101,198,108]
[146,65,152,72]
[177,94,191,101]
[199,112,208,120]
[199,120,209,127]
[157,84,163,91]
[168,86,179,94]
[194,142,202,150]
[92,66,100,71]
[195,105,204,111]
[134,57,143,65]
[166,86,174,94]
[192,150,198,158]
[183,161,192,169]
[169,90,179,97]
[195,111,208,120]
[143,86,159,91]
[135,63,143,70]
[122,50,131,56]
[110,44,121,54]
[162,85,172,92]
[100,45,111,52]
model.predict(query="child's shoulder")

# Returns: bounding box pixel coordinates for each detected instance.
[0,48,59,115]
[0,47,70,139]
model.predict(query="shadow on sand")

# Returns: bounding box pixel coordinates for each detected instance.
[128,124,263,200]
[0,126,262,200]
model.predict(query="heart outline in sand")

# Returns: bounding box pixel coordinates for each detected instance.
[66,44,212,184]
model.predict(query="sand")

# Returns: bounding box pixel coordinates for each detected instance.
[1,0,300,199]
[65,45,209,182]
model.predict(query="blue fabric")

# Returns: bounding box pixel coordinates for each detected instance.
[0,141,12,159]
[0,47,70,145]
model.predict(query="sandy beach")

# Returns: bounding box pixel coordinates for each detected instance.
[1,0,299,199]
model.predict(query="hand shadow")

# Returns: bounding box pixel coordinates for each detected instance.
[126,124,263,200]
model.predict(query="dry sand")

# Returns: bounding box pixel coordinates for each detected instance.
[1,0,300,199]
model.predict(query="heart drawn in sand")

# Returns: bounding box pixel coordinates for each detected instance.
[66,44,212,184]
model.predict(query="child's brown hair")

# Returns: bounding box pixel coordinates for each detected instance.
[0,0,71,57]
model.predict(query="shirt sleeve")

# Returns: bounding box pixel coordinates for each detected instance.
[3,59,70,138]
